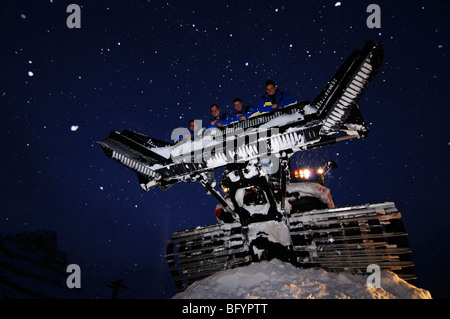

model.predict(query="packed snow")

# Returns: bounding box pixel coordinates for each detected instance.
[173,259,431,299]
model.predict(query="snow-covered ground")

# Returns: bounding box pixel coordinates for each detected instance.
[173,259,431,299]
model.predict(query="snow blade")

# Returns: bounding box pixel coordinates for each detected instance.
[98,42,383,191]
[98,41,383,192]
[165,202,415,292]
[313,40,384,136]
[98,130,181,190]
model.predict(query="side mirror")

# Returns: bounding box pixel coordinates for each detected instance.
[319,161,338,176]
[326,161,338,170]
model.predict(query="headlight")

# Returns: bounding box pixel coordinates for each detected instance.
[292,168,315,179]
[221,184,229,193]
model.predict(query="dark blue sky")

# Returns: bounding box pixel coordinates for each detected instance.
[1,0,449,298]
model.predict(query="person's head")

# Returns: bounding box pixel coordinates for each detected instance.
[188,119,198,132]
[265,79,277,96]
[210,103,221,118]
[233,97,243,112]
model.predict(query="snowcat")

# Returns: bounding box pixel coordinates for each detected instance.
[98,41,416,292]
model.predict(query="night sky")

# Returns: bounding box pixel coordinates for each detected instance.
[1,0,449,298]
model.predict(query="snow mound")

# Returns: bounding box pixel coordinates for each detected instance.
[173,259,431,299]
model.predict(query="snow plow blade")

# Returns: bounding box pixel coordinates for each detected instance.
[165,202,415,292]
[98,41,384,192]
[313,40,384,135]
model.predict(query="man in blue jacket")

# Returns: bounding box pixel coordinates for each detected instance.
[258,79,297,113]
[177,119,203,141]
[231,97,257,122]
[207,103,232,129]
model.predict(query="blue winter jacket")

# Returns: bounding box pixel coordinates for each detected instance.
[206,112,232,129]
[230,105,258,123]
[258,90,297,113]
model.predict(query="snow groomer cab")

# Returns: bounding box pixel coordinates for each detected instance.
[214,160,338,223]
[286,161,338,214]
